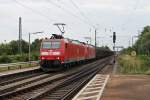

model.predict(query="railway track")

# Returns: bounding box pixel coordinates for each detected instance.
[34,58,110,100]
[0,68,44,86]
[0,60,94,86]
[0,61,92,87]
[39,62,107,100]
[0,57,112,100]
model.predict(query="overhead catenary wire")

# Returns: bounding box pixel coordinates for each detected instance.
[47,0,89,25]
[69,0,95,28]
[14,0,55,21]
[12,0,78,39]
[13,0,97,39]
[13,0,59,37]
[14,0,96,30]
[47,0,95,28]
[57,0,95,28]
[60,0,92,23]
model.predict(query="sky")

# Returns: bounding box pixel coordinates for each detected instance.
[0,0,150,50]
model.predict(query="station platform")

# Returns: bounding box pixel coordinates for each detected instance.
[72,74,110,100]
[101,75,150,100]
[72,61,114,100]
[72,74,150,100]
[72,60,150,100]
[0,66,39,76]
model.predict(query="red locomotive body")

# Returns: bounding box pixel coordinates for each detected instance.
[40,35,95,71]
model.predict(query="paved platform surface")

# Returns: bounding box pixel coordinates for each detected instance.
[72,61,114,100]
[0,67,39,76]
[72,74,109,100]
[72,61,150,100]
[101,75,150,100]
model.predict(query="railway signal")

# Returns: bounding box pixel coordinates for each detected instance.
[113,32,116,43]
[113,32,116,63]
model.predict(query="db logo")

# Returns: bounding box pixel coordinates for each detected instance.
[48,50,53,55]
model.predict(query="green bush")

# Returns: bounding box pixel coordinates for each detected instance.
[32,53,39,60]
[138,55,150,72]
[0,53,40,64]
[0,54,12,63]
[9,54,28,62]
[21,54,29,62]
[119,54,150,74]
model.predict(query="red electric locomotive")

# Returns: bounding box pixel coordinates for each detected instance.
[40,34,95,71]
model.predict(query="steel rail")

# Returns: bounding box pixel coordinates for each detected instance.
[0,56,112,100]
[0,73,57,95]
[0,70,44,86]
[28,58,110,100]
[0,68,41,85]
[0,58,106,100]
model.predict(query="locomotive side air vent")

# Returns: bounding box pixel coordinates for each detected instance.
[50,34,64,39]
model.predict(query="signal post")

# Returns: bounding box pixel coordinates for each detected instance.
[113,32,116,63]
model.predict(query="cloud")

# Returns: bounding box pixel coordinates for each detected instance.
[0,0,150,49]
[137,5,150,13]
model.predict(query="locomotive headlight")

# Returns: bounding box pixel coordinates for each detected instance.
[41,57,45,60]
[52,52,60,55]
[57,57,60,59]
[41,52,48,56]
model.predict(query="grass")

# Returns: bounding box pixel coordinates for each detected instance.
[0,63,38,72]
[118,54,150,75]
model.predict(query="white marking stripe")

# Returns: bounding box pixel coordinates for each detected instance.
[96,75,109,100]
[72,74,109,100]
[83,88,101,91]
[81,91,100,95]
[72,74,99,100]
[76,95,97,100]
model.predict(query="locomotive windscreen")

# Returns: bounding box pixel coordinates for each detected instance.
[42,41,60,49]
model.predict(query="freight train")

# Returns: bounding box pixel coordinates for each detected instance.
[40,34,113,71]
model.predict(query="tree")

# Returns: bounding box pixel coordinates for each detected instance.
[31,39,41,52]
[9,40,28,55]
[21,40,29,53]
[133,26,150,55]
[0,43,12,55]
[9,40,19,55]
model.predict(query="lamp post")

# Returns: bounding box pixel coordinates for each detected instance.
[28,31,43,64]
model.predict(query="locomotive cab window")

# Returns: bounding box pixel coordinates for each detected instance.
[52,41,60,49]
[42,41,60,49]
